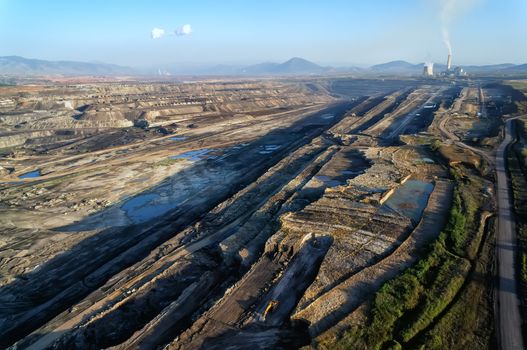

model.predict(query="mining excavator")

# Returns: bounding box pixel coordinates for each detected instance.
[262,300,279,321]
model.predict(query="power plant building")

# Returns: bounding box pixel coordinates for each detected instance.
[423,63,434,77]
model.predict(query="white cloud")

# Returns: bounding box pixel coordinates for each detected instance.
[151,24,191,39]
[151,27,165,39]
[176,24,192,36]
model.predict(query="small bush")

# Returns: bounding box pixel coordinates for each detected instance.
[332,177,482,349]
[430,139,442,152]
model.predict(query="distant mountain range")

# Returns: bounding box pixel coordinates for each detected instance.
[157,57,332,76]
[242,57,329,75]
[156,58,527,76]
[370,60,425,74]
[1,55,526,77]
[0,56,134,76]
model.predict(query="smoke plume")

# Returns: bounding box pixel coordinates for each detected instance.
[439,0,478,55]
[441,27,452,55]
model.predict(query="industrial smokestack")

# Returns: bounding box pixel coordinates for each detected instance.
[447,54,452,71]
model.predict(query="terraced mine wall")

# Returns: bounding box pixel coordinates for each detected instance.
[0,101,355,348]
[1,79,510,349]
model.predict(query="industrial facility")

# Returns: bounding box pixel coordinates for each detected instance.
[423,62,434,77]
[421,52,468,79]
[441,53,467,77]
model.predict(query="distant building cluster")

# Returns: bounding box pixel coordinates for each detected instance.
[423,53,467,78]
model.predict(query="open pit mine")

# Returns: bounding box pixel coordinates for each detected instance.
[0,77,524,350]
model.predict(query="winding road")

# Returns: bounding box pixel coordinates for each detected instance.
[496,117,525,350]
[438,86,525,349]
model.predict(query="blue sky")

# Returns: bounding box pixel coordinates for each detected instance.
[0,0,526,67]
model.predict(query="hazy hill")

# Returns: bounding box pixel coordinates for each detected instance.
[242,57,329,75]
[0,56,134,76]
[158,57,333,76]
[500,63,527,73]
[370,60,420,74]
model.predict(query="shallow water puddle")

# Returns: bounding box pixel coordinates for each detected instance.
[170,148,214,161]
[383,180,434,222]
[169,136,187,141]
[19,169,41,179]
